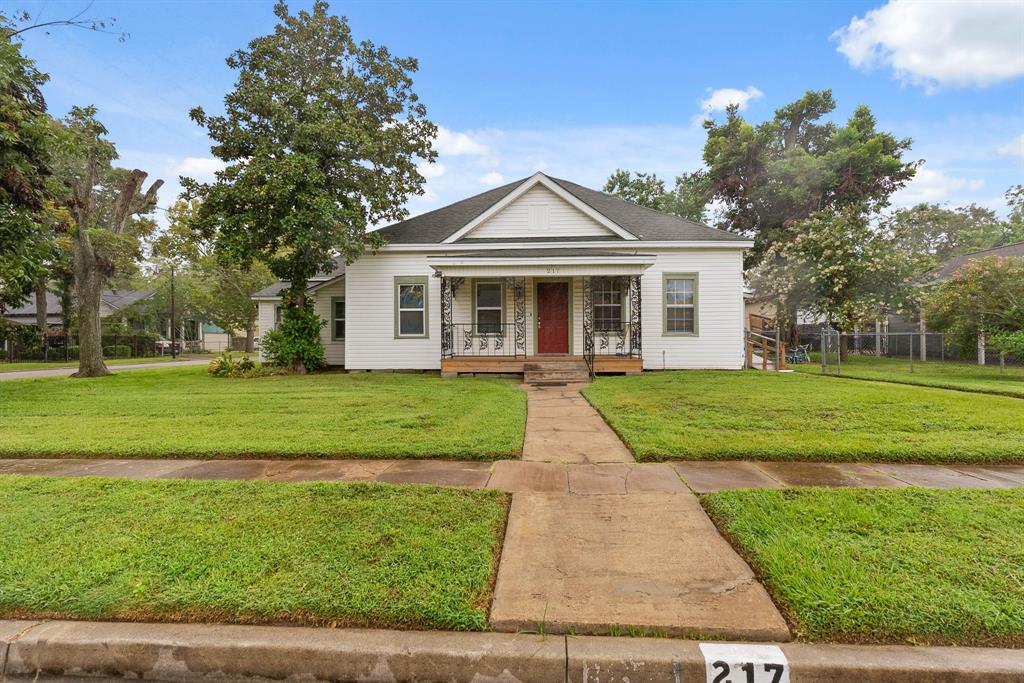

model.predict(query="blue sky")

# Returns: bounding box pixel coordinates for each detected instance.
[16,0,1024,224]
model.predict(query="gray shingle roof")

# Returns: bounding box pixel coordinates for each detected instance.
[374,174,746,244]
[252,263,346,299]
[102,289,155,310]
[929,241,1024,282]
[3,290,153,319]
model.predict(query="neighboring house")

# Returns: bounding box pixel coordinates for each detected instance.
[253,173,752,377]
[3,289,155,328]
[926,240,1024,283]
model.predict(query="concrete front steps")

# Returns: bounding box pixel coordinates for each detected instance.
[523,357,590,385]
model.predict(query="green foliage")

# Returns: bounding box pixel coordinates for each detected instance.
[582,371,1024,463]
[991,330,1024,358]
[0,320,39,348]
[750,208,916,331]
[0,366,526,459]
[925,256,1024,345]
[183,1,435,369]
[101,344,131,357]
[259,302,326,370]
[703,488,1024,645]
[603,169,712,223]
[206,353,269,378]
[0,476,508,630]
[703,90,917,265]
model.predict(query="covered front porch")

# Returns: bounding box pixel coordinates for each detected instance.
[429,250,651,378]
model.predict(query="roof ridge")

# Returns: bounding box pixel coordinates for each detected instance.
[955,239,1024,259]
[375,176,530,237]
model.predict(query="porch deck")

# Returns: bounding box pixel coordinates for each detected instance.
[441,355,642,375]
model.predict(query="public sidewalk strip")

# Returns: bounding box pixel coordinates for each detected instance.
[2,620,1022,682]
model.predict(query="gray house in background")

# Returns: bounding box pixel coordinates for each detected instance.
[2,290,155,328]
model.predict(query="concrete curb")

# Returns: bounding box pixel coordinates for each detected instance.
[2,620,1022,683]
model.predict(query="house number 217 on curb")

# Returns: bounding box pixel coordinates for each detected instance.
[699,644,790,683]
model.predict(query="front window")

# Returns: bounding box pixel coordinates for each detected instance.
[332,298,345,340]
[395,278,428,337]
[593,277,623,332]
[664,275,696,334]
[474,282,503,334]
[274,305,282,327]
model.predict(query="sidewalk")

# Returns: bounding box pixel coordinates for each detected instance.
[3,619,1022,683]
[0,359,209,381]
[2,457,1021,491]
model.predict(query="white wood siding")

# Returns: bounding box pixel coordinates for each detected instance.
[345,252,440,370]
[640,249,745,370]
[254,278,346,366]
[464,185,618,240]
[343,248,744,370]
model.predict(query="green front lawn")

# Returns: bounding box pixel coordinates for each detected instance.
[0,476,507,630]
[0,366,526,459]
[581,371,1024,463]
[793,354,1024,398]
[703,488,1024,646]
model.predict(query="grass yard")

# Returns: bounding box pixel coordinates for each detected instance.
[0,356,197,372]
[793,354,1024,398]
[702,488,1024,646]
[0,366,526,459]
[0,475,507,630]
[581,371,1024,463]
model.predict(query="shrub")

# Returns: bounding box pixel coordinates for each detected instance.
[207,353,272,378]
[66,345,80,360]
[992,330,1024,358]
[103,344,132,358]
[260,303,325,371]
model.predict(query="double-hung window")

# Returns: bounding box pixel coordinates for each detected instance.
[663,274,698,335]
[274,305,283,327]
[395,277,428,338]
[331,297,345,340]
[592,277,624,332]
[474,281,504,334]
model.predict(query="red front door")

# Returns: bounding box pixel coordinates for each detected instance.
[536,282,569,354]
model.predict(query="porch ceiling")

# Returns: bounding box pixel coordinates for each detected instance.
[427,249,655,277]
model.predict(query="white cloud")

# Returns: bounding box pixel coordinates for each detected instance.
[997,133,1024,159]
[434,126,490,156]
[833,0,1024,91]
[892,164,984,206]
[699,86,764,114]
[172,156,226,181]
[417,161,446,179]
[477,171,505,185]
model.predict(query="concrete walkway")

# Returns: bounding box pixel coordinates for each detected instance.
[3,457,1021,491]
[0,358,208,381]
[521,383,634,463]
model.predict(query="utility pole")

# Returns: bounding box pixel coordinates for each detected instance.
[170,263,177,359]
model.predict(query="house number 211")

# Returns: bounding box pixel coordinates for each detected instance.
[699,644,790,683]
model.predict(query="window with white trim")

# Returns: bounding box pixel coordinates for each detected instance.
[664,276,696,334]
[274,305,283,327]
[592,277,624,332]
[396,279,427,337]
[474,282,503,334]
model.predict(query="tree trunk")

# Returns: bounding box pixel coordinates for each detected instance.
[244,323,255,353]
[71,235,110,378]
[34,276,48,357]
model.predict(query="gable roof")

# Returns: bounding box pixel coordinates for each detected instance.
[251,263,346,300]
[928,241,1024,282]
[374,173,747,244]
[3,290,154,321]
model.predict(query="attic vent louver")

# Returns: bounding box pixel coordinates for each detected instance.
[528,205,550,231]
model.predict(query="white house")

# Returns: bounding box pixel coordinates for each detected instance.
[253,173,752,381]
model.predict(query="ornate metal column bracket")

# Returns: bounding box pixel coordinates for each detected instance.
[582,276,595,376]
[440,276,454,359]
[629,275,642,357]
[513,277,526,357]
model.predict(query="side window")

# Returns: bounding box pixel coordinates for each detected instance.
[474,281,504,334]
[664,275,698,335]
[593,277,624,331]
[395,277,428,338]
[332,298,345,340]
[274,305,283,327]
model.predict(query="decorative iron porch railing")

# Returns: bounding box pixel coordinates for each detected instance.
[582,275,642,377]
[440,276,527,359]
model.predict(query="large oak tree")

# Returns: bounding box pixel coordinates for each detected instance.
[184,1,436,372]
